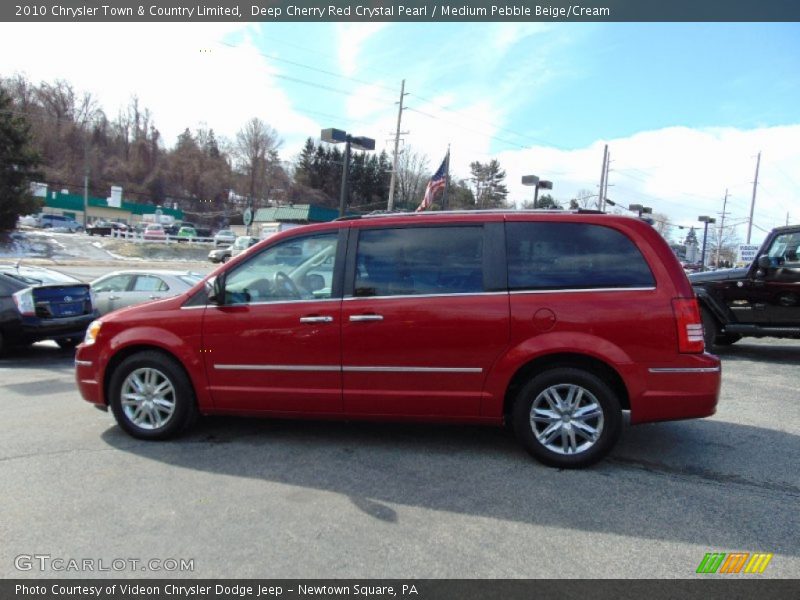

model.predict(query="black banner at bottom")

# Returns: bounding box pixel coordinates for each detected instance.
[3,579,800,600]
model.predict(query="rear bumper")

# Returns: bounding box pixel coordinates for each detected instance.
[6,314,95,345]
[629,354,721,424]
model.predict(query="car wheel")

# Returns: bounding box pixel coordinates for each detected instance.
[108,351,197,440]
[56,337,81,350]
[700,308,723,352]
[512,367,622,468]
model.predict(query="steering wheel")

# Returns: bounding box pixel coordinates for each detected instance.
[274,271,302,298]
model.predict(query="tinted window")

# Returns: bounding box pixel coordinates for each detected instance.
[354,227,484,297]
[506,222,655,290]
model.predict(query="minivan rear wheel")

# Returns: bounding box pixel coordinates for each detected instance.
[512,367,622,468]
[109,351,197,440]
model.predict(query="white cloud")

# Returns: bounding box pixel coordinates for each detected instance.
[495,125,800,244]
[0,23,318,147]
[335,23,389,77]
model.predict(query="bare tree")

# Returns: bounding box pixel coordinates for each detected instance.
[652,212,672,239]
[570,189,598,210]
[395,147,429,210]
[234,118,282,202]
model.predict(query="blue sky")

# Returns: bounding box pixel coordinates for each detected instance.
[2,20,799,241]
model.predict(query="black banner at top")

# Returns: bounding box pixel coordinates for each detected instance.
[2,0,800,22]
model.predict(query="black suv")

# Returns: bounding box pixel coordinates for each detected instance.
[690,225,800,349]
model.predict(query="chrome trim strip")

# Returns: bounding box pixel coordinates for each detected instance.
[649,367,721,374]
[213,364,482,374]
[180,305,207,310]
[343,366,482,374]
[511,287,656,295]
[344,291,507,301]
[74,360,93,367]
[215,364,340,372]
[79,379,98,385]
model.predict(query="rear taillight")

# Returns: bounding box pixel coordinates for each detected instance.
[672,298,705,353]
[12,288,35,316]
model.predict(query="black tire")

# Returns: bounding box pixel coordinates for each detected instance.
[700,307,719,350]
[108,350,197,440]
[700,307,740,349]
[512,367,622,468]
[56,337,81,350]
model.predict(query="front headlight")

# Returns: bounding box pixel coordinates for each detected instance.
[84,320,102,345]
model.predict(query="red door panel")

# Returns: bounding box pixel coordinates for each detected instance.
[341,295,509,417]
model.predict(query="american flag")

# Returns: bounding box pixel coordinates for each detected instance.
[416,152,449,212]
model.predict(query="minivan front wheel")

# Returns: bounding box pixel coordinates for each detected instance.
[109,351,196,440]
[513,368,622,468]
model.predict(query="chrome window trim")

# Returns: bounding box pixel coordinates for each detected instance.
[344,291,507,301]
[510,287,656,295]
[186,297,342,309]
[648,367,721,374]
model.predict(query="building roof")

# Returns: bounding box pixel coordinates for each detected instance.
[253,204,340,223]
[44,192,183,219]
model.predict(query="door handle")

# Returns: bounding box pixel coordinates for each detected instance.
[349,314,384,322]
[299,316,334,323]
[149,295,158,299]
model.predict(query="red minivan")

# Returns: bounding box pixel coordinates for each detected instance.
[75,211,721,468]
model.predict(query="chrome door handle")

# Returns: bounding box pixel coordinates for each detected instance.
[349,314,384,322]
[299,316,334,323]
[149,295,158,299]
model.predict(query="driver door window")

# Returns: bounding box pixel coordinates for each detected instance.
[224,233,338,304]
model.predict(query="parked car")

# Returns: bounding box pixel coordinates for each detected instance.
[691,224,800,349]
[90,270,203,315]
[231,235,259,257]
[38,214,83,232]
[75,212,721,468]
[143,224,167,241]
[87,221,128,237]
[176,226,198,242]
[213,229,237,247]
[208,245,233,264]
[1,264,96,353]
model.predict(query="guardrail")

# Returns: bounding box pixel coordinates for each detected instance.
[110,230,215,244]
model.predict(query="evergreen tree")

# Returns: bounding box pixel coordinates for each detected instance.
[0,85,42,230]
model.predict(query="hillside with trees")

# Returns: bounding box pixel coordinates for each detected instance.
[1,73,514,229]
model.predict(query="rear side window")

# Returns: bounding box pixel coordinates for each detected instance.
[506,222,655,291]
[355,226,484,297]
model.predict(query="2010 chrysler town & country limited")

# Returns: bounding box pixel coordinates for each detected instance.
[75,211,721,468]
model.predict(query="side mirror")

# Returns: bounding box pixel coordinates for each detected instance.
[206,275,225,305]
[757,256,771,270]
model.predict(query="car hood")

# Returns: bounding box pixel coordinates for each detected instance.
[688,267,749,283]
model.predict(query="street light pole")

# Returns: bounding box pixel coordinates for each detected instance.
[698,215,716,271]
[322,128,375,218]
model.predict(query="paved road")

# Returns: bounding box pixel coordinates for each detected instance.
[1,339,798,579]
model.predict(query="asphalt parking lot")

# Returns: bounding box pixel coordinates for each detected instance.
[1,339,798,579]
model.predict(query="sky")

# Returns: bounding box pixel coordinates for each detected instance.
[1,20,799,244]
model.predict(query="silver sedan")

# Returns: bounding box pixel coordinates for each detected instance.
[90,270,204,315]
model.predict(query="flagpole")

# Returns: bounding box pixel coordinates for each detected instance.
[441,146,451,210]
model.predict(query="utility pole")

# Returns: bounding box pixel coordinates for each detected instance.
[387,79,407,212]
[598,144,608,211]
[715,188,729,268]
[746,151,761,244]
[602,150,611,211]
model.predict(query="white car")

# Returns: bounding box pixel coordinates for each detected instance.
[213,229,237,247]
[90,270,203,315]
